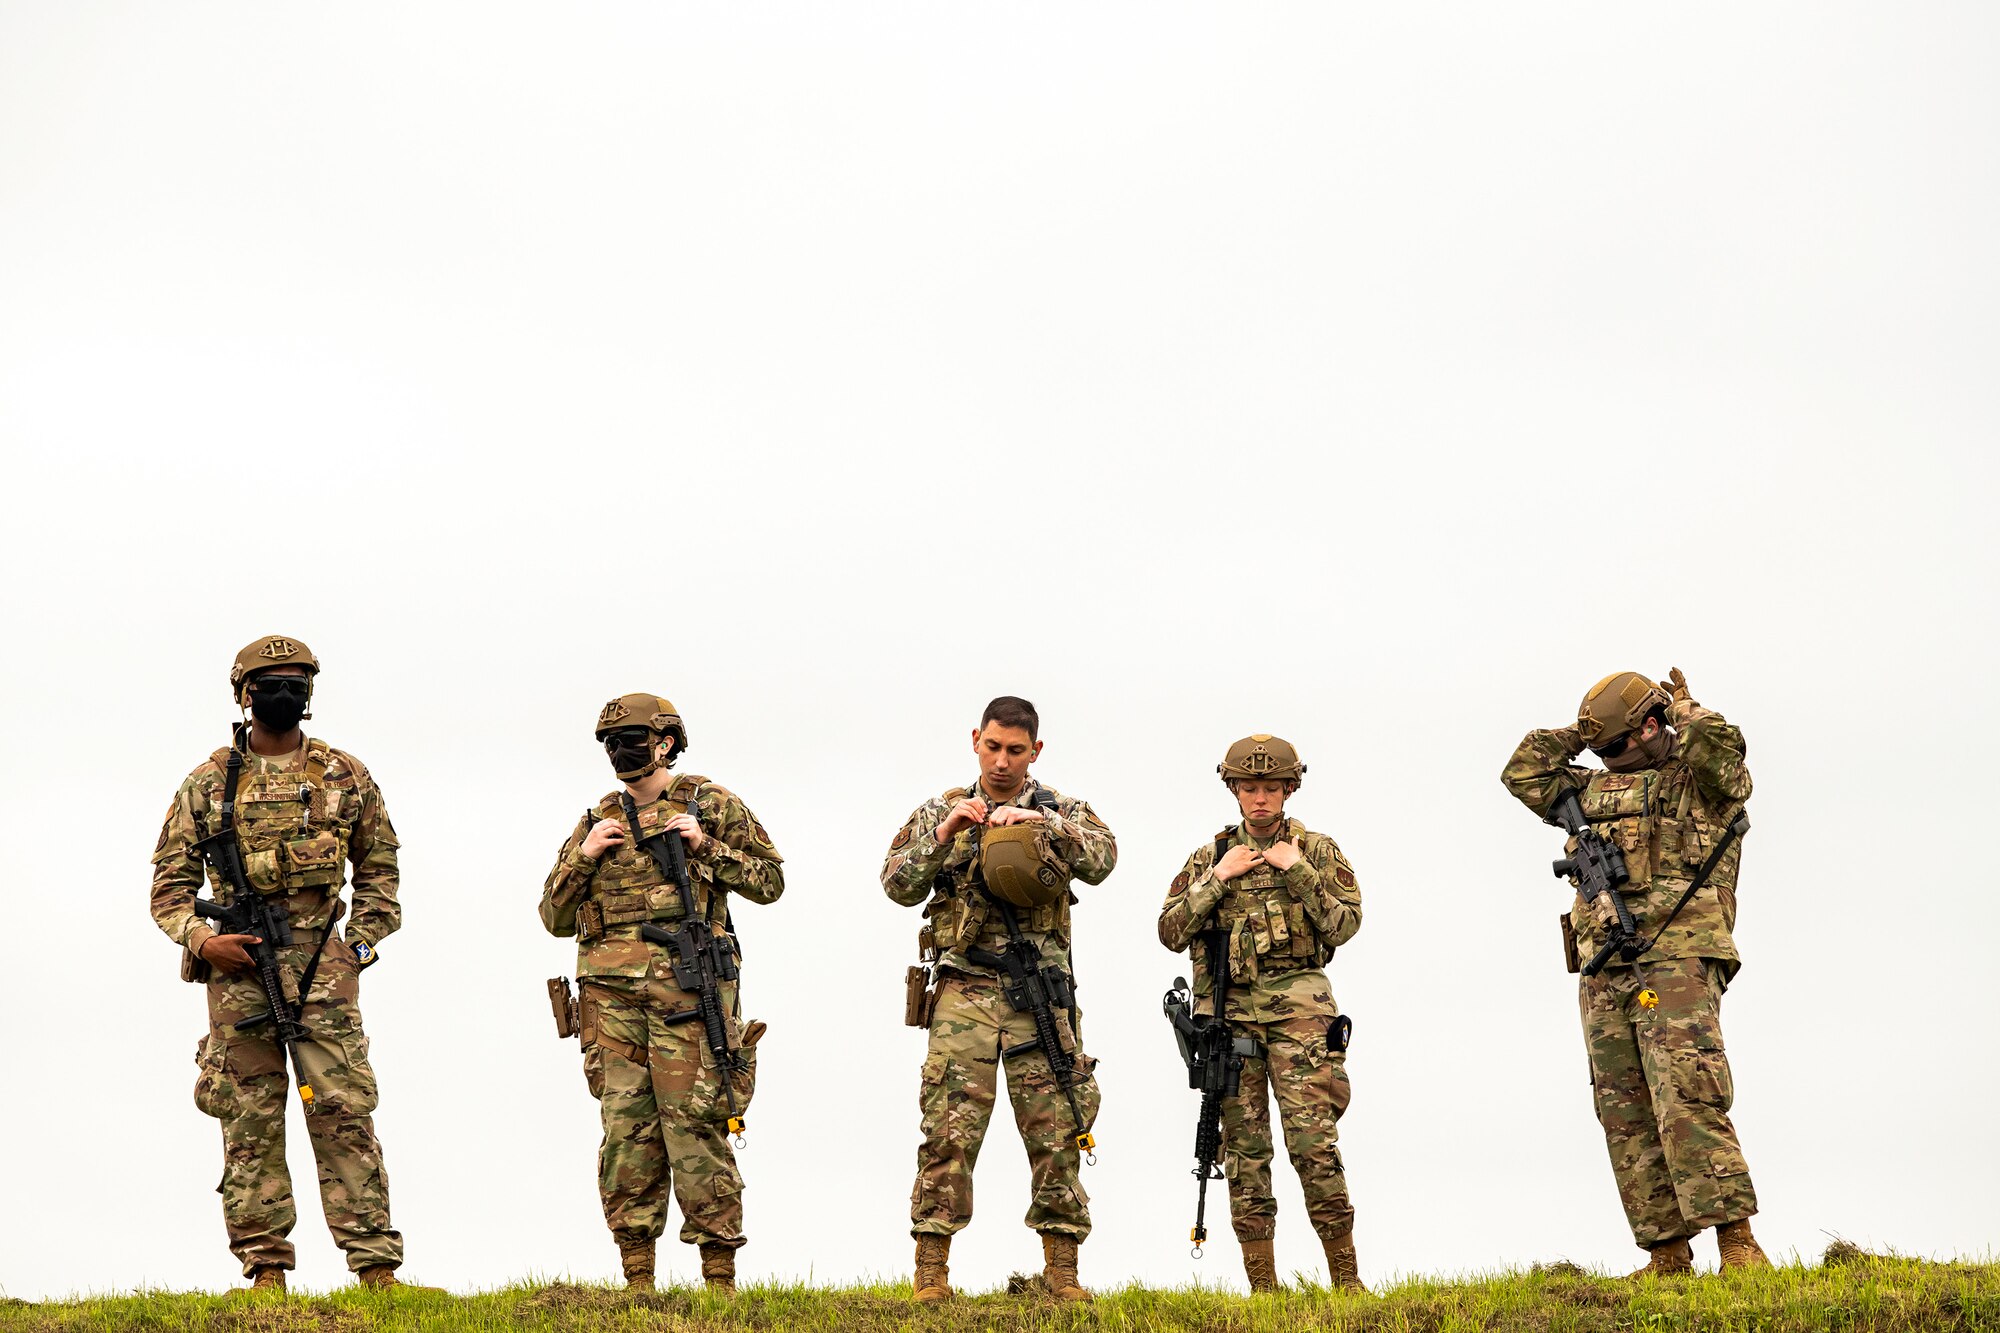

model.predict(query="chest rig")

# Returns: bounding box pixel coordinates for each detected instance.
[202,739,352,922]
[1202,824,1334,986]
[923,785,1074,954]
[1578,760,1731,890]
[575,774,727,943]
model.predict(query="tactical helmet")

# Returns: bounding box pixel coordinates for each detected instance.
[1577,672,1671,749]
[1218,734,1306,787]
[594,693,689,781]
[978,824,1069,909]
[229,635,319,703]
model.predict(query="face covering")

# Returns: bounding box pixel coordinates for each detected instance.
[605,731,660,781]
[246,679,310,732]
[1602,727,1671,773]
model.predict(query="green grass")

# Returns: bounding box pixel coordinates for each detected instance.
[3,1247,1993,1332]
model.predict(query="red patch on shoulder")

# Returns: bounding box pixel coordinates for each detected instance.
[891,826,912,851]
[1169,871,1190,896]
[1334,867,1355,889]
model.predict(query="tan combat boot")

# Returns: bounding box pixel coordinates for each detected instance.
[1716,1220,1771,1271]
[1040,1233,1092,1303]
[699,1243,737,1295]
[1628,1238,1695,1278]
[913,1234,953,1304]
[247,1266,286,1292]
[356,1265,440,1292]
[1241,1238,1280,1294]
[1322,1231,1367,1294]
[618,1238,656,1292]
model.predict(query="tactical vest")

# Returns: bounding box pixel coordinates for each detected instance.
[924,786,1074,953]
[1577,762,1736,891]
[575,774,726,943]
[205,739,353,927]
[1207,824,1336,984]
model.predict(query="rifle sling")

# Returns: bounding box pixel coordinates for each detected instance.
[214,733,335,1023]
[1642,811,1750,956]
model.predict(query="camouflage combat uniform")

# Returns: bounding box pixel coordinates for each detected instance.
[1158,819,1362,1243]
[1502,697,1758,1247]
[150,739,405,1277]
[540,773,783,1255]
[882,782,1116,1242]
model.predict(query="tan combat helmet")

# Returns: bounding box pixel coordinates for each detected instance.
[979,824,1070,909]
[229,635,319,703]
[1218,734,1306,788]
[1577,671,1671,749]
[594,693,689,780]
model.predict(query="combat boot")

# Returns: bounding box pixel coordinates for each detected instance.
[913,1234,953,1304]
[1716,1220,1771,1271]
[356,1265,440,1292]
[1040,1233,1091,1303]
[1628,1238,1695,1278]
[699,1243,737,1295]
[247,1266,286,1292]
[1322,1231,1367,1294]
[618,1238,656,1292]
[1241,1239,1280,1294]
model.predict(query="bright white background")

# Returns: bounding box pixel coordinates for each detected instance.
[1,2,1994,1301]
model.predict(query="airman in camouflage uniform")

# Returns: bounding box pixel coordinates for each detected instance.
[541,693,784,1294]
[1158,735,1365,1293]
[1503,668,1771,1276]
[882,696,1116,1304]
[149,636,416,1293]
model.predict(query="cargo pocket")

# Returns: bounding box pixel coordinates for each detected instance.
[694,1019,764,1124]
[193,1036,233,1119]
[1669,1031,1734,1111]
[1327,1053,1353,1120]
[1071,1053,1103,1133]
[1709,1146,1750,1179]
[582,1043,607,1100]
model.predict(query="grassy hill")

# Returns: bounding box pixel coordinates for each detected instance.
[2,1246,1992,1332]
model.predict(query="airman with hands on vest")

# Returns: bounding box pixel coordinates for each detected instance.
[1503,668,1769,1277]
[149,636,427,1293]
[883,696,1117,1305]
[1158,735,1366,1294]
[541,693,784,1294]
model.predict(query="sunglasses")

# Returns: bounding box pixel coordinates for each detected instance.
[1591,733,1633,760]
[247,675,311,699]
[602,729,653,750]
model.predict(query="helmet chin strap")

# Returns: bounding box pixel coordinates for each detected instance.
[614,734,672,782]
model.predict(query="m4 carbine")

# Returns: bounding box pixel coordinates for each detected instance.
[624,793,748,1143]
[190,732,331,1111]
[1162,931,1258,1257]
[1547,788,1657,1007]
[962,788,1098,1163]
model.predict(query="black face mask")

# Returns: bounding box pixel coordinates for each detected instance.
[604,730,658,779]
[246,676,310,732]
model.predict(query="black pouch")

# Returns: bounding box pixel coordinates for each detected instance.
[1560,912,1581,974]
[1328,1014,1354,1054]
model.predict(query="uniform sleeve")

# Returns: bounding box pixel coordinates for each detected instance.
[149,772,215,953]
[1047,797,1117,886]
[692,784,786,906]
[882,797,952,907]
[344,762,402,949]
[540,811,599,938]
[1669,700,1752,806]
[1501,725,1592,821]
[1287,834,1362,948]
[1157,846,1224,953]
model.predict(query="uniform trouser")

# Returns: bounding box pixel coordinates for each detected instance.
[1581,956,1758,1247]
[195,960,402,1276]
[581,975,752,1250]
[910,973,1102,1241]
[1222,1013,1355,1243]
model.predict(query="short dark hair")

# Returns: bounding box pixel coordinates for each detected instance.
[979,695,1040,742]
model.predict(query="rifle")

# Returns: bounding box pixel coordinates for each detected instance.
[1547,788,1657,1007]
[963,788,1098,1163]
[625,793,748,1144]
[189,727,332,1111]
[1163,931,1257,1258]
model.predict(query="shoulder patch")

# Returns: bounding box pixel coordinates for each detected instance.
[752,818,774,847]
[891,825,912,851]
[1334,866,1356,889]
[1169,870,1190,897]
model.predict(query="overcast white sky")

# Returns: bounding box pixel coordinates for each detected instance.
[1,2,1994,1301]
